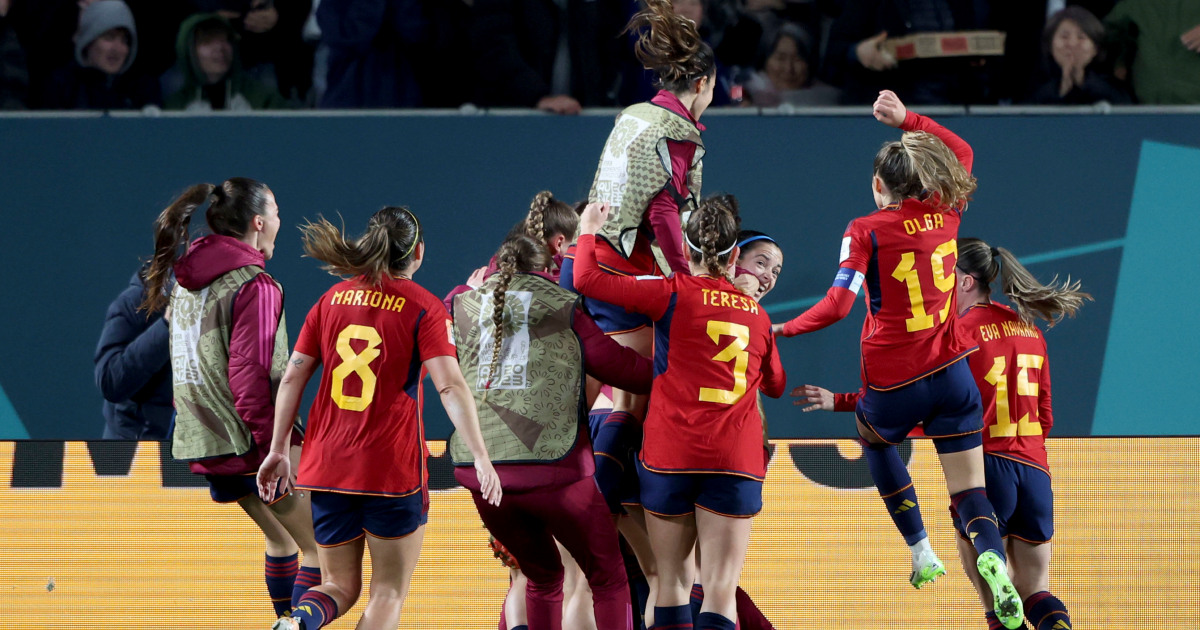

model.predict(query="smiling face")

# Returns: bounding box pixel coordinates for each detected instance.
[765,34,808,90]
[195,29,233,84]
[1051,18,1097,71]
[741,241,784,300]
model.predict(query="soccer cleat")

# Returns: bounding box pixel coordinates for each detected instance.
[977,550,1024,629]
[909,549,947,589]
[271,617,300,630]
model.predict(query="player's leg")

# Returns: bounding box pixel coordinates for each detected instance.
[854,387,940,588]
[266,489,322,607]
[473,489,567,630]
[618,506,659,628]
[279,491,366,630]
[558,539,598,630]
[692,474,759,630]
[505,568,529,630]
[1007,465,1066,630]
[355,526,426,630]
[237,492,300,618]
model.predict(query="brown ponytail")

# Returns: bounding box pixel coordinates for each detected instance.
[874,132,977,210]
[518,191,579,247]
[625,0,715,92]
[301,206,421,285]
[141,183,217,313]
[685,193,741,280]
[958,238,1092,327]
[483,235,551,392]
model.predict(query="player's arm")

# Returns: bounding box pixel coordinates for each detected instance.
[573,202,673,318]
[574,308,653,394]
[426,355,502,506]
[776,226,867,337]
[1039,351,1053,435]
[791,384,862,412]
[258,349,318,500]
[874,90,973,172]
[646,139,694,276]
[228,275,283,448]
[758,332,787,399]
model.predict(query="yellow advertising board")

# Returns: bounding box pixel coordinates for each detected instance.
[1,439,1195,629]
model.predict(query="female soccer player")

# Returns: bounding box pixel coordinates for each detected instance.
[573,196,786,630]
[731,231,785,303]
[797,238,1088,630]
[142,178,320,621]
[952,238,1088,630]
[451,232,652,630]
[257,206,501,630]
[774,91,1023,629]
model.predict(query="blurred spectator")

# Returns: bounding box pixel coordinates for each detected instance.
[5,1,77,109]
[743,21,840,106]
[471,0,626,114]
[94,265,174,440]
[823,0,998,105]
[189,0,313,103]
[165,13,286,111]
[1105,0,1200,104]
[1028,7,1129,105]
[693,0,766,70]
[993,0,1116,102]
[40,0,160,110]
[316,0,427,108]
[0,0,29,109]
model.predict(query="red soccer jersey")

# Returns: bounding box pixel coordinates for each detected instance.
[841,198,977,389]
[293,276,457,496]
[959,303,1053,472]
[573,235,786,479]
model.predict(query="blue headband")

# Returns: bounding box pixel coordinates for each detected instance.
[737,234,776,248]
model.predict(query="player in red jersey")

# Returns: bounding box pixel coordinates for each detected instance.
[143,179,320,622]
[574,196,786,630]
[257,207,501,630]
[775,91,1022,628]
[797,238,1089,630]
[952,238,1089,630]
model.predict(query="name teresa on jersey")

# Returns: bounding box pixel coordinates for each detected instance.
[978,319,1040,342]
[329,289,407,313]
[702,288,760,314]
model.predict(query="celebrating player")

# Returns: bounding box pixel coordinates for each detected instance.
[451,232,653,630]
[143,179,320,622]
[774,91,1023,628]
[573,196,786,630]
[258,207,501,630]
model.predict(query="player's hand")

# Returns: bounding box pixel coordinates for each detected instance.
[732,271,760,297]
[537,94,583,115]
[856,31,897,72]
[1182,24,1200,52]
[475,458,503,506]
[579,202,610,235]
[256,450,291,501]
[791,384,834,412]
[466,266,489,289]
[771,322,785,337]
[873,90,907,128]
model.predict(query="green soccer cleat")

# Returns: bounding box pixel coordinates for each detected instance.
[271,617,300,630]
[909,549,947,589]
[977,550,1024,629]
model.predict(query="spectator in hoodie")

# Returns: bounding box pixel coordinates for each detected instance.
[40,0,159,110]
[166,13,286,111]
[94,264,174,440]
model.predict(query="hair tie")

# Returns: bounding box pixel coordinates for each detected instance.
[737,234,775,248]
[685,232,736,256]
[400,208,420,259]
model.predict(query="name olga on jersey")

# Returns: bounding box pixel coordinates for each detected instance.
[903,212,945,235]
[330,289,407,313]
[702,288,760,314]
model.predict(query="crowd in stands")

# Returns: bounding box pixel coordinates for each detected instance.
[0,0,1197,112]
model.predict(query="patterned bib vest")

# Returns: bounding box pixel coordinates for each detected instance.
[449,273,585,464]
[588,102,705,260]
[169,266,289,461]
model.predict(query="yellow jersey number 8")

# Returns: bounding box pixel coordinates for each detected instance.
[698,320,750,405]
[331,324,383,411]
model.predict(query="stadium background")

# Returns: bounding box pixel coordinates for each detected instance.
[0,110,1197,627]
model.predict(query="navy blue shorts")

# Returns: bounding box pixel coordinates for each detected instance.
[588,409,642,513]
[309,489,428,547]
[636,457,762,518]
[953,454,1054,544]
[206,473,287,505]
[559,252,652,334]
[857,360,983,453]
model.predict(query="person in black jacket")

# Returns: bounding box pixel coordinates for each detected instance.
[470,0,626,113]
[1028,6,1129,105]
[39,0,159,110]
[94,266,173,440]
